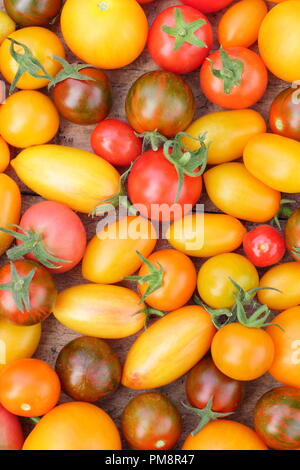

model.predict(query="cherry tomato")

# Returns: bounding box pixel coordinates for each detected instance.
[181,0,234,13]
[269,87,300,140]
[285,208,300,261]
[0,358,61,417]
[121,393,182,450]
[243,225,286,268]
[4,0,62,26]
[0,404,24,450]
[0,136,10,173]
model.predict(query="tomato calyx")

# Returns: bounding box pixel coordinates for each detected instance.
[136,130,167,152]
[193,294,233,329]
[134,305,165,328]
[125,251,164,302]
[48,56,98,89]
[208,47,244,95]
[270,199,295,231]
[162,7,208,51]
[0,262,36,313]
[182,398,233,435]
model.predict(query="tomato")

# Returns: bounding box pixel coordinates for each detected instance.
[121,393,181,450]
[130,249,197,311]
[258,262,300,311]
[0,91,59,149]
[204,162,281,223]
[200,47,268,109]
[243,225,286,268]
[0,174,21,256]
[148,5,213,74]
[285,208,300,261]
[0,137,10,173]
[181,0,234,13]
[53,284,146,339]
[3,201,87,273]
[167,213,246,258]
[61,0,148,69]
[259,1,300,82]
[0,11,15,45]
[11,145,120,214]
[269,87,300,140]
[186,357,243,413]
[82,216,157,284]
[53,68,112,125]
[267,307,300,388]
[55,337,121,402]
[23,402,122,450]
[138,0,154,3]
[0,404,24,450]
[91,119,142,166]
[254,386,300,450]
[125,71,195,138]
[197,253,259,309]
[244,133,300,193]
[0,358,60,417]
[4,0,62,26]
[218,0,268,48]
[0,260,57,326]
[122,306,216,390]
[127,147,202,222]
[183,109,266,165]
[182,420,267,450]
[0,27,65,90]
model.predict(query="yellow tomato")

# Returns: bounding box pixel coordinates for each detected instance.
[61,0,148,69]
[244,133,300,193]
[0,136,10,172]
[122,306,216,390]
[0,91,59,148]
[82,216,157,284]
[0,11,15,45]
[197,253,259,309]
[53,284,146,339]
[204,162,280,223]
[166,213,246,258]
[258,262,300,310]
[0,174,21,256]
[11,145,120,214]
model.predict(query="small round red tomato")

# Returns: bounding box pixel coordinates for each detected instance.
[121,392,182,450]
[243,225,286,267]
[285,208,300,261]
[254,386,300,450]
[4,0,62,26]
[186,357,244,413]
[0,358,61,417]
[91,119,142,166]
[53,68,112,125]
[0,404,24,450]
[200,46,268,109]
[148,5,213,74]
[270,87,300,141]
[181,0,234,13]
[0,260,57,326]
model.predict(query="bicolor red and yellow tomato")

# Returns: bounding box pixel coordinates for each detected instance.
[0,174,21,256]
[258,262,300,310]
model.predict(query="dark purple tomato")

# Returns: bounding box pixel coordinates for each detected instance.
[4,0,62,26]
[269,87,300,140]
[55,336,122,402]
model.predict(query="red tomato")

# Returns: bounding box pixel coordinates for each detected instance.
[148,5,213,74]
[181,0,234,13]
[269,87,300,141]
[200,46,268,109]
[243,225,286,267]
[91,119,142,166]
[0,404,24,450]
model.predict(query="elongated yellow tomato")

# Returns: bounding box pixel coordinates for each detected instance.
[204,162,280,223]
[0,11,15,45]
[258,262,300,311]
[122,306,216,390]
[0,174,21,256]
[11,145,120,214]
[244,133,300,193]
[53,284,146,339]
[82,216,157,284]
[183,110,266,165]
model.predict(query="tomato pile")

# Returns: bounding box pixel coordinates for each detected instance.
[1,0,300,452]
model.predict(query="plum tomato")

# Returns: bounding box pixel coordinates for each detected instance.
[243,225,286,267]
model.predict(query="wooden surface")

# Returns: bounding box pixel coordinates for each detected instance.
[0,0,293,448]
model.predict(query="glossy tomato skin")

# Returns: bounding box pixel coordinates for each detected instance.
[200,47,268,109]
[0,404,24,450]
[285,209,300,261]
[128,148,202,222]
[186,357,243,413]
[243,225,286,268]
[0,260,57,326]
[148,5,213,74]
[53,68,112,125]
[4,0,62,26]
[181,0,234,13]
[269,87,300,140]
[0,136,10,173]
[0,174,21,256]
[254,386,300,450]
[56,337,121,402]
[91,119,142,166]
[122,393,181,450]
[126,71,195,137]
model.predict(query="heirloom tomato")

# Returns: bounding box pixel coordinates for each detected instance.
[204,162,280,223]
[122,393,181,450]
[285,208,300,261]
[0,137,10,173]
[269,87,300,140]
[0,174,21,256]
[122,306,216,390]
[125,71,195,137]
[4,0,62,26]
[0,404,24,450]
[82,216,157,284]
[0,358,60,417]
[0,11,15,45]
[243,225,286,267]
[258,262,300,310]
[181,0,234,12]
[61,0,148,69]
[23,402,122,450]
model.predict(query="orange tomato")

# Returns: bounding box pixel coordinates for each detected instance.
[0,136,10,173]
[258,262,300,310]
[23,402,122,450]
[0,174,21,256]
